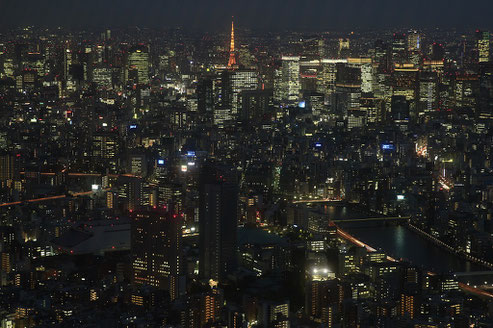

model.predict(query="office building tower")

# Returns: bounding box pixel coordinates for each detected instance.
[0,152,16,183]
[197,78,214,116]
[392,66,419,119]
[261,301,290,328]
[431,43,445,61]
[128,45,150,85]
[419,72,438,115]
[392,33,408,65]
[317,59,346,97]
[338,38,350,58]
[332,64,361,118]
[240,89,272,121]
[224,69,258,118]
[118,176,143,211]
[131,207,183,300]
[476,30,490,63]
[279,56,301,103]
[407,31,421,51]
[391,95,410,130]
[199,163,238,282]
[92,131,119,172]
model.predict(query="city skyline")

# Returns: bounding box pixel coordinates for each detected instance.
[2,8,493,327]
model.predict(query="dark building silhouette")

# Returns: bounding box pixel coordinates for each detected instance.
[131,207,183,300]
[199,162,238,282]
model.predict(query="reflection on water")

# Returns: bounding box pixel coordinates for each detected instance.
[320,205,481,273]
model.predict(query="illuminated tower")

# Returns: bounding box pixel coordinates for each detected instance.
[227,18,237,68]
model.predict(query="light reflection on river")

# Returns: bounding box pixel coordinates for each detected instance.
[320,205,481,273]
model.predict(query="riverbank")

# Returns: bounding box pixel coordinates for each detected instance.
[407,223,493,270]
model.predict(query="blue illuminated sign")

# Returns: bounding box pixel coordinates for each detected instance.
[129,124,137,129]
[186,151,196,157]
[382,144,395,151]
[157,159,165,165]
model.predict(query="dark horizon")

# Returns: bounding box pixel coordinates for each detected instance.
[1,0,493,31]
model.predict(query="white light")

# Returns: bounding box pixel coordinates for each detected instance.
[181,165,188,172]
[91,184,99,191]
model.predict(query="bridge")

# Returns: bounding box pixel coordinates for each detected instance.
[0,189,107,208]
[292,198,343,204]
[331,216,410,223]
[454,271,493,277]
[20,171,140,178]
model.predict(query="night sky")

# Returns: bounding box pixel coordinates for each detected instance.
[0,0,492,30]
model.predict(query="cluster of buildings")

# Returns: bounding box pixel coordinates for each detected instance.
[1,22,493,326]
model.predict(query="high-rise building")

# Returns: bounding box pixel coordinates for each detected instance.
[240,89,272,121]
[118,176,143,211]
[131,207,183,300]
[476,30,490,63]
[338,38,350,58]
[199,163,238,282]
[317,59,346,97]
[92,131,119,172]
[224,69,258,118]
[197,78,214,116]
[392,33,408,65]
[128,45,150,85]
[407,31,421,51]
[278,56,301,103]
[418,72,438,116]
[0,152,16,183]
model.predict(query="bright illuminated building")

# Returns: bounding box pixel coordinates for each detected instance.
[338,38,350,58]
[317,59,347,97]
[407,30,420,51]
[279,56,301,103]
[229,70,258,118]
[128,45,150,84]
[399,292,416,319]
[477,30,490,63]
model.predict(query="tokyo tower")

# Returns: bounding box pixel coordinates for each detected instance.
[227,18,237,68]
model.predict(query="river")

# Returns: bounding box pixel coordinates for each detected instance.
[320,204,483,273]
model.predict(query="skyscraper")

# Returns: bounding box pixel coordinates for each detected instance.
[0,152,16,184]
[197,78,214,116]
[131,207,183,300]
[223,69,258,118]
[476,30,490,63]
[128,45,150,85]
[199,163,238,282]
[278,56,301,103]
[407,31,421,51]
[392,33,408,65]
